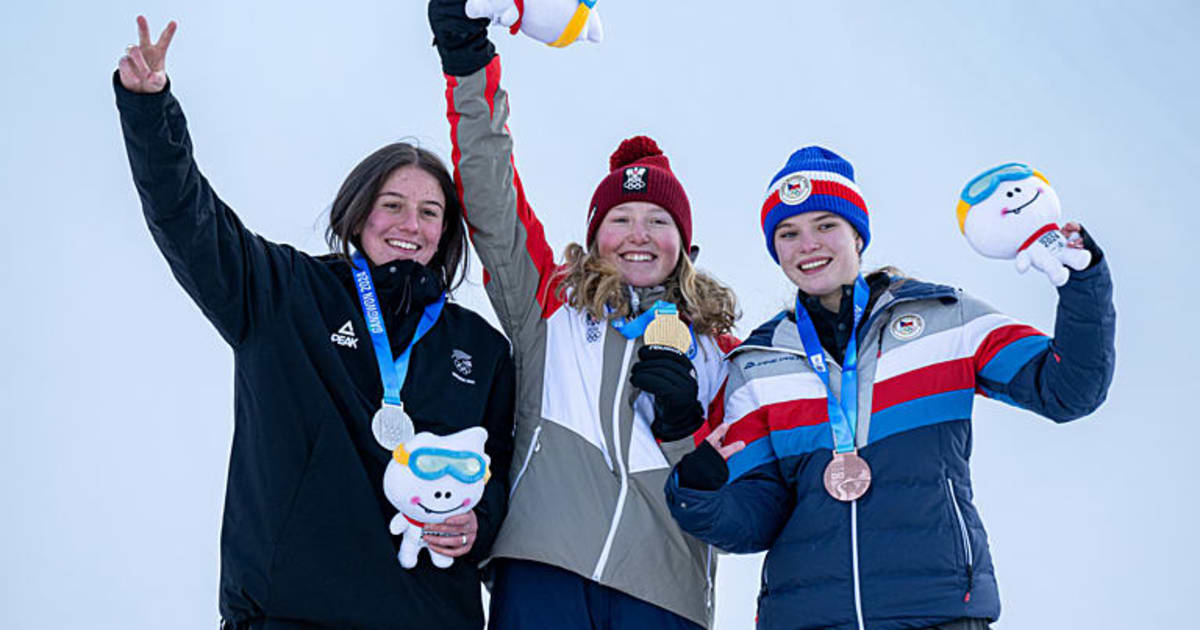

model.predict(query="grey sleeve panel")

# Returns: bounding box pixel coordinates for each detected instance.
[660,436,697,468]
[447,63,554,348]
[956,288,1003,320]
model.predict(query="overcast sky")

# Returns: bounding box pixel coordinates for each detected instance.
[3,1,1198,628]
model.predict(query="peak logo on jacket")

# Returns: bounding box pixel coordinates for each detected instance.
[330,320,359,348]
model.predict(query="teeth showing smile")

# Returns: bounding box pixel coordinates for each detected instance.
[800,258,831,271]
[386,239,419,251]
[621,253,654,262]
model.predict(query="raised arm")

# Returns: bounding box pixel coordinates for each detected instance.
[970,226,1116,421]
[430,1,563,341]
[116,16,293,347]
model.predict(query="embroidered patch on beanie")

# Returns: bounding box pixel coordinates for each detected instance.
[623,166,648,192]
[759,146,871,263]
[587,136,693,249]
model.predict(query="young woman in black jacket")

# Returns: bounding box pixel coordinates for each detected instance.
[116,16,514,629]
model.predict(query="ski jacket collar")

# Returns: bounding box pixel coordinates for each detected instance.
[733,276,958,357]
[331,256,446,317]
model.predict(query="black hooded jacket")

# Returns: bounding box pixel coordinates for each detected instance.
[116,74,514,629]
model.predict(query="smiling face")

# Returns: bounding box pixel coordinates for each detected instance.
[593,201,682,287]
[358,166,446,266]
[963,175,1062,259]
[383,427,490,525]
[774,212,863,308]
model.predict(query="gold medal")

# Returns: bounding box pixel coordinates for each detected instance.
[643,311,691,354]
[823,450,872,502]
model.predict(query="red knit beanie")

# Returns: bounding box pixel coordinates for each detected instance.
[586,136,692,250]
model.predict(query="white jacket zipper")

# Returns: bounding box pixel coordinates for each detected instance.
[508,425,542,499]
[592,338,635,580]
[851,500,865,630]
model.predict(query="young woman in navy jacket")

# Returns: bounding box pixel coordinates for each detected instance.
[666,147,1115,630]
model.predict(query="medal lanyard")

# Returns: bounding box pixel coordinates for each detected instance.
[793,275,870,454]
[610,300,698,358]
[352,254,446,407]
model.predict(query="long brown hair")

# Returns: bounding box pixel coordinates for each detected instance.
[325,142,469,291]
[554,244,739,337]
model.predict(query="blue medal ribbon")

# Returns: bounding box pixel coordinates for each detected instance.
[793,275,870,454]
[610,300,698,359]
[351,254,446,407]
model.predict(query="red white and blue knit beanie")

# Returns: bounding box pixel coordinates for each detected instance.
[588,136,693,250]
[760,146,870,263]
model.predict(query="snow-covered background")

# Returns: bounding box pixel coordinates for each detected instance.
[3,1,1197,627]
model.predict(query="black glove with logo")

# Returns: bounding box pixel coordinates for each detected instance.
[629,346,704,442]
[428,0,495,76]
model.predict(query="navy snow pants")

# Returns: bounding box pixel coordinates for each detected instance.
[488,559,704,630]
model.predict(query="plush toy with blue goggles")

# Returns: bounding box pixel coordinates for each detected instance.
[466,0,603,47]
[382,426,492,569]
[397,445,490,484]
[956,162,1091,286]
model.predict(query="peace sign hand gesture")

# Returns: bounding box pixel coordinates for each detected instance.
[117,15,177,94]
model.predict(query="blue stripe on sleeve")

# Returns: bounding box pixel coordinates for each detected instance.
[977,385,1024,410]
[727,438,777,483]
[979,335,1050,384]
[867,388,975,444]
[770,423,835,463]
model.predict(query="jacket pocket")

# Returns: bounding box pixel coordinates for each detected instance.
[509,425,543,499]
[946,477,975,600]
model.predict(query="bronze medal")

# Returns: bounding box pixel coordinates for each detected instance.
[643,311,691,354]
[823,450,872,502]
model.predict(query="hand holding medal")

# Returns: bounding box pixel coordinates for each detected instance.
[627,302,704,442]
[643,305,692,355]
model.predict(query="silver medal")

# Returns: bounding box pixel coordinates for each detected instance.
[372,402,414,450]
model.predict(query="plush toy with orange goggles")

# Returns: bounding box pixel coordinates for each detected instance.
[466,0,603,47]
[383,427,491,569]
[956,163,1091,286]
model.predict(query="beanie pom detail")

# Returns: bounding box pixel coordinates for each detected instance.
[609,136,666,171]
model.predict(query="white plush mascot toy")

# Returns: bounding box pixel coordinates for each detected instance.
[957,162,1091,287]
[383,426,491,569]
[466,0,603,47]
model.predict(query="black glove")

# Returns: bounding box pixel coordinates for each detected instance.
[675,440,730,491]
[428,0,496,76]
[629,346,704,442]
[1075,224,1104,271]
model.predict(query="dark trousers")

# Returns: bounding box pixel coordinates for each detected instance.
[488,559,704,630]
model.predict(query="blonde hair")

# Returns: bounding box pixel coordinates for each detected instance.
[554,244,739,337]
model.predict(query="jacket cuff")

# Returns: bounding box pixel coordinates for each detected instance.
[1061,252,1110,288]
[438,42,496,77]
[112,70,172,113]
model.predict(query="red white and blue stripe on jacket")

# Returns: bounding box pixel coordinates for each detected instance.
[667,266,1115,630]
